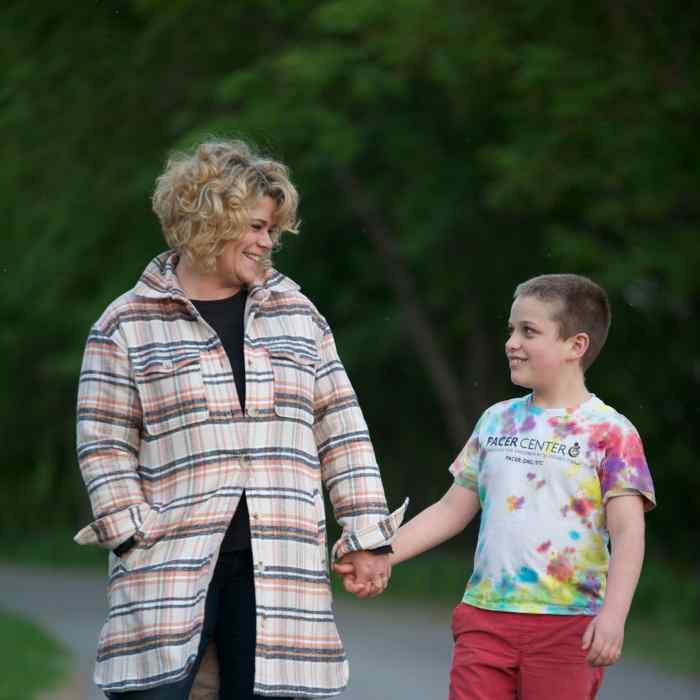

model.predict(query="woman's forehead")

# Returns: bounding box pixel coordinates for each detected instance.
[248,195,277,221]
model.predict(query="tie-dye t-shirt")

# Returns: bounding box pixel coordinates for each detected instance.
[449,394,655,616]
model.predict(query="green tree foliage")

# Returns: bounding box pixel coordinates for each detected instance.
[2,0,697,564]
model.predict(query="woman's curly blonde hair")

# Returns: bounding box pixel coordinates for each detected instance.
[152,139,300,271]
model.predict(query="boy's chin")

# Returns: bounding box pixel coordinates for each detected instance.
[509,373,532,390]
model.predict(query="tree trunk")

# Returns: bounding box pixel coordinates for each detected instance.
[336,168,469,450]
[463,303,496,424]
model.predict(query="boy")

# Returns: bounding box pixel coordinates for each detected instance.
[336,274,655,699]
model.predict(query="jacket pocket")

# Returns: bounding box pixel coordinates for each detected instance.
[133,352,209,437]
[268,350,318,425]
[312,488,329,581]
[107,533,167,577]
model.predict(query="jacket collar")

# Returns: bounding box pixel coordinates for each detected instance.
[133,250,300,302]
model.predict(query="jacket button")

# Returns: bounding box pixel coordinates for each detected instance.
[248,406,259,417]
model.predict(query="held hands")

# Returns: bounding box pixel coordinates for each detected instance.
[332,550,391,599]
[582,610,625,666]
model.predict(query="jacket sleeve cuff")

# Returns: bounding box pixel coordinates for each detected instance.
[331,498,409,562]
[113,536,137,557]
[73,503,159,550]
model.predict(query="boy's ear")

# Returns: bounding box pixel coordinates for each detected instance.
[568,332,590,361]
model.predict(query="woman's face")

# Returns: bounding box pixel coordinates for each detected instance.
[215,196,277,291]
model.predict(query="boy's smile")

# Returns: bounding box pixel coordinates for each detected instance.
[506,295,572,393]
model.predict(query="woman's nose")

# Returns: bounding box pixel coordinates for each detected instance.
[257,228,274,249]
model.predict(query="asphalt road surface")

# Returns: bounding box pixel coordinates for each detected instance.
[2,565,698,700]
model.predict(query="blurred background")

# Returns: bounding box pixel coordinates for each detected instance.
[1,1,698,698]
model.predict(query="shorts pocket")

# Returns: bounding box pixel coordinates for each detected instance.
[451,603,479,640]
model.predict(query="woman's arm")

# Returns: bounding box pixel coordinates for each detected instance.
[74,327,152,550]
[312,322,407,562]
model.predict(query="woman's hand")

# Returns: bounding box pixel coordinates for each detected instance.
[333,550,391,598]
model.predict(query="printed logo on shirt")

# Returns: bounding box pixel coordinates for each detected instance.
[485,435,581,464]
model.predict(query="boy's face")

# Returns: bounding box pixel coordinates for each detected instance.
[506,295,576,391]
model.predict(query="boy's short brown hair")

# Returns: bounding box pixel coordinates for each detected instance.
[514,274,611,371]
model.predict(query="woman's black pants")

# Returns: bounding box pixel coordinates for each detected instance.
[107,549,292,699]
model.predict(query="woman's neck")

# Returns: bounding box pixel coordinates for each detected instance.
[175,255,242,301]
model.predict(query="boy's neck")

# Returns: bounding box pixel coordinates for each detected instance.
[531,374,591,410]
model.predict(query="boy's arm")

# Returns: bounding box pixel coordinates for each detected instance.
[333,484,479,593]
[391,483,480,566]
[582,494,646,666]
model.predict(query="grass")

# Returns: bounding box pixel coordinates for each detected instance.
[0,609,71,700]
[3,530,698,677]
[624,620,700,678]
[0,528,108,570]
[624,556,700,677]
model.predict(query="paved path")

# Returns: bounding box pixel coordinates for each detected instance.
[2,564,698,699]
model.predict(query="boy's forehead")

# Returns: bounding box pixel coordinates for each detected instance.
[510,294,562,321]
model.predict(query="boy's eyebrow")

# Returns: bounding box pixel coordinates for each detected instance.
[509,319,541,328]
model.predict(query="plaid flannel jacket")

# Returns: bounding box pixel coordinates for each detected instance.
[75,251,407,696]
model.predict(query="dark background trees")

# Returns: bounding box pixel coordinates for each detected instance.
[2,0,698,568]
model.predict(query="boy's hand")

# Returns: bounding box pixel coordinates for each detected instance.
[333,551,391,598]
[582,611,625,666]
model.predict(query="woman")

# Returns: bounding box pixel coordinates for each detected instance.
[75,139,406,698]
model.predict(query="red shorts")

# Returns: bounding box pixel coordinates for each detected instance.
[450,604,605,700]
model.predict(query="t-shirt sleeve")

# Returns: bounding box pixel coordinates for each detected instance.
[448,411,487,493]
[598,420,656,511]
